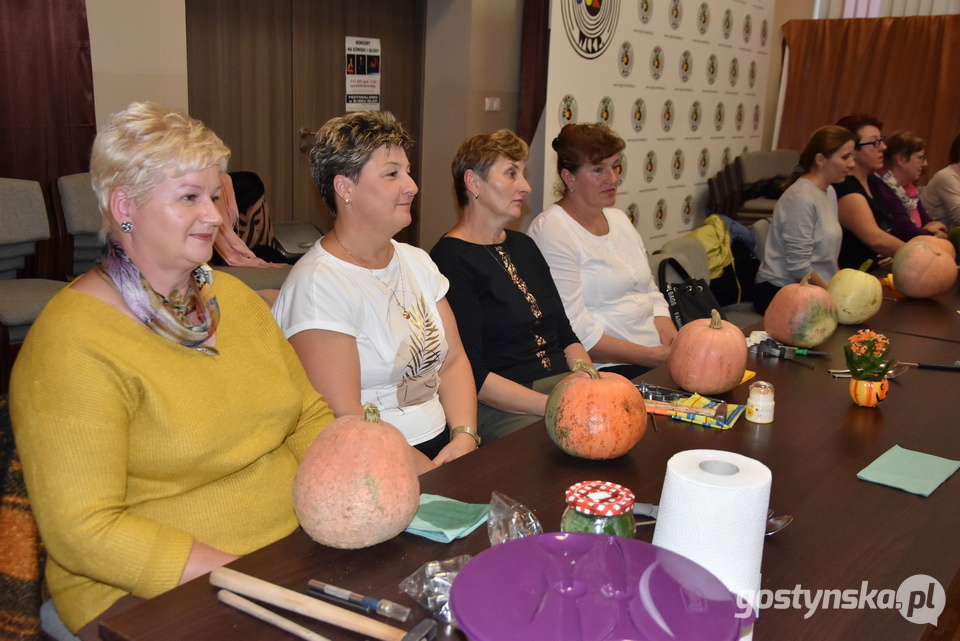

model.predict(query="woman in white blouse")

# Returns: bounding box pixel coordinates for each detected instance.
[528,123,675,379]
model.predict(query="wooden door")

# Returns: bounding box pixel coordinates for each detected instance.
[186,0,425,244]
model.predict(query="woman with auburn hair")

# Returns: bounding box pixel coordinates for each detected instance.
[273,111,479,472]
[921,133,960,229]
[875,130,948,241]
[527,122,674,380]
[431,129,592,441]
[10,102,334,638]
[834,113,903,269]
[753,125,857,313]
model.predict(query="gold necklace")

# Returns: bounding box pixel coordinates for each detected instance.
[331,229,411,319]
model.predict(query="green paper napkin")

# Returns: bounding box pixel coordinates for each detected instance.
[857,445,960,497]
[404,493,489,543]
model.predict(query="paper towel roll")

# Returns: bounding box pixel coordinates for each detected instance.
[652,449,771,602]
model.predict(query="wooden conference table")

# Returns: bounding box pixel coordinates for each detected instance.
[101,294,960,641]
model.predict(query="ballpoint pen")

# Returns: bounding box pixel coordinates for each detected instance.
[306,579,411,622]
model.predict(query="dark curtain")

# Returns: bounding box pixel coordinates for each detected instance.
[0,0,97,188]
[778,15,960,180]
[516,0,549,144]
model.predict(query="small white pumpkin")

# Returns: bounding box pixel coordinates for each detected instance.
[827,262,883,324]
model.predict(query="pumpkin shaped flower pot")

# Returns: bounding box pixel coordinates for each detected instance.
[545,361,647,460]
[293,403,420,549]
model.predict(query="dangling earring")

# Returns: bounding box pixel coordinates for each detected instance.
[474,192,479,200]
[121,221,133,233]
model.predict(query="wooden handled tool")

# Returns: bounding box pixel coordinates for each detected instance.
[210,567,437,641]
[645,398,728,419]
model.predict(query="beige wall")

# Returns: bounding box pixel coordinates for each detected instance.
[420,0,524,249]
[86,0,189,129]
[763,0,816,149]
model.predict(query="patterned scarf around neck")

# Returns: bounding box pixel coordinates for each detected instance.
[97,237,220,354]
[878,168,922,228]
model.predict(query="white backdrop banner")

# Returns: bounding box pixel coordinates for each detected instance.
[543,0,774,248]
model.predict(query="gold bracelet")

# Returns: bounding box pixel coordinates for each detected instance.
[449,425,481,447]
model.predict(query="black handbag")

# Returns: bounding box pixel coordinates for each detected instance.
[657,257,726,329]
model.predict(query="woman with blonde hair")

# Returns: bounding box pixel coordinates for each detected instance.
[431,130,592,441]
[273,111,479,471]
[753,125,857,313]
[11,102,334,638]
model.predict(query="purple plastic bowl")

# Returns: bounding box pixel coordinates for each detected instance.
[450,532,753,641]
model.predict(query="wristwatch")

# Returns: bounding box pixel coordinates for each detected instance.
[449,425,481,447]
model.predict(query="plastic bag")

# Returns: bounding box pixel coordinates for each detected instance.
[486,491,543,546]
[399,555,471,624]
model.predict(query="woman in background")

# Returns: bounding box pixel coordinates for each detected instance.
[11,102,334,638]
[528,122,673,379]
[753,125,857,313]
[921,133,960,229]
[875,130,948,241]
[273,111,479,471]
[431,130,592,441]
[834,114,903,269]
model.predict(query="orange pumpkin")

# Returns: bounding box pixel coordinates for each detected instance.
[912,235,956,261]
[545,361,647,460]
[891,237,958,298]
[292,404,420,549]
[764,274,838,348]
[668,309,748,394]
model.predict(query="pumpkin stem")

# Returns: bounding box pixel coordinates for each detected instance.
[709,308,723,329]
[858,259,874,272]
[573,360,601,379]
[362,403,381,423]
[800,273,812,286]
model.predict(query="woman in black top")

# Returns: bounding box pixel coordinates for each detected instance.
[431,130,591,441]
[834,114,904,269]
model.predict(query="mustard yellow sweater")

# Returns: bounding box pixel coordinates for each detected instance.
[10,272,334,632]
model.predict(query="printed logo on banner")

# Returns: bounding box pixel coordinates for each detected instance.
[743,14,752,44]
[722,9,733,39]
[627,202,639,224]
[729,58,739,87]
[714,102,725,131]
[698,148,710,177]
[706,54,718,84]
[654,198,667,230]
[698,3,710,34]
[736,104,745,131]
[672,149,685,180]
[598,96,615,125]
[618,153,628,185]
[723,146,732,167]
[669,0,683,30]
[682,195,694,224]
[689,101,702,132]
[632,98,647,132]
[644,150,658,183]
[619,41,635,77]
[639,0,653,24]
[561,0,621,59]
[753,105,761,131]
[661,100,675,132]
[749,61,757,88]
[558,94,578,127]
[650,46,664,80]
[679,50,693,82]
[761,19,769,46]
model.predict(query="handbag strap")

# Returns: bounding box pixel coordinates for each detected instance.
[657,256,693,290]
